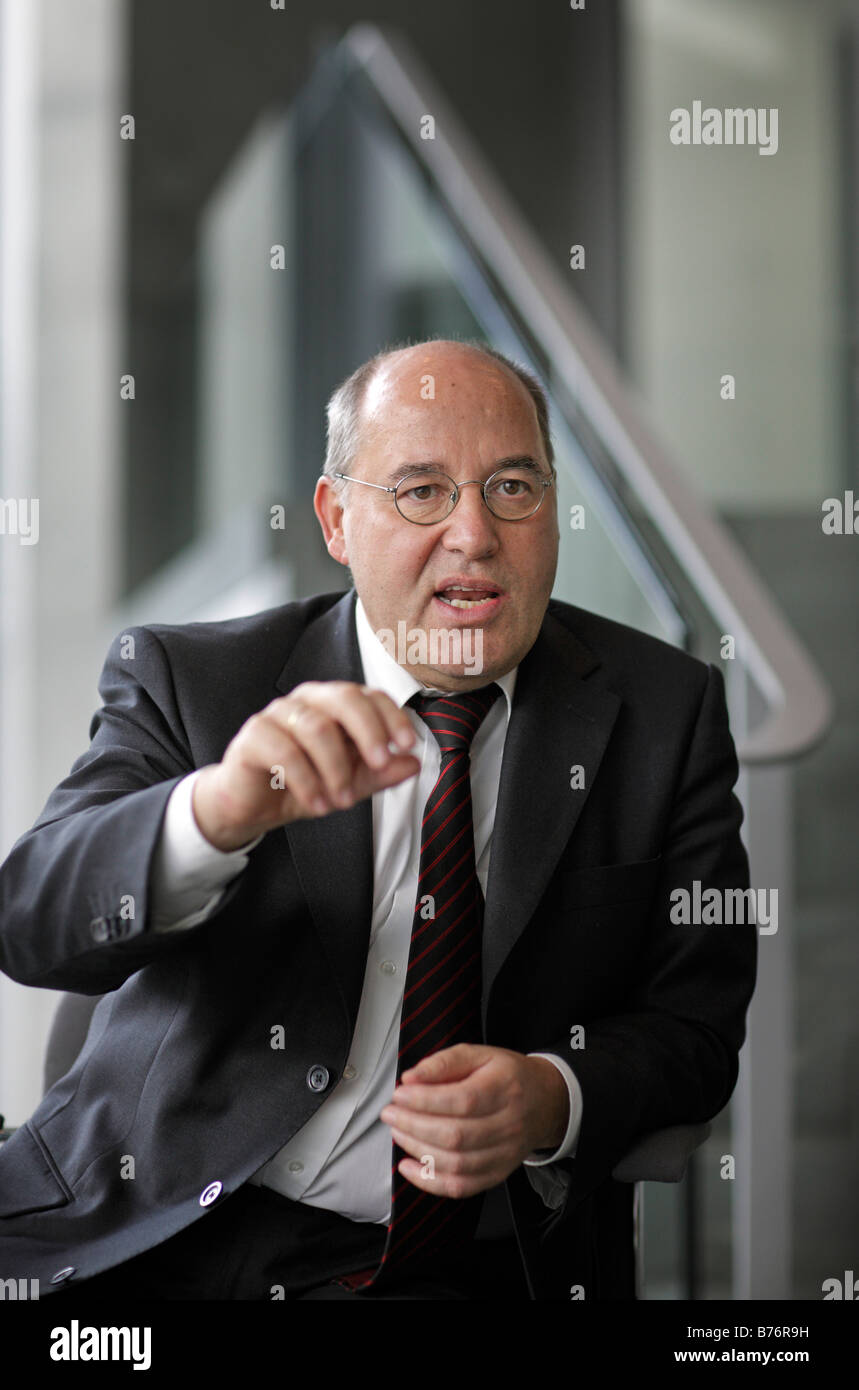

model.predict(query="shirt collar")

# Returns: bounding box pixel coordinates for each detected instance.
[354,594,517,716]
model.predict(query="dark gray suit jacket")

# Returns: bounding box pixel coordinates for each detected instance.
[0,589,756,1299]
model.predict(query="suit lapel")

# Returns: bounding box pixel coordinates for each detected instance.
[481,608,621,1014]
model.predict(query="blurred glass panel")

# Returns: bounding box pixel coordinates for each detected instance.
[196,110,294,534]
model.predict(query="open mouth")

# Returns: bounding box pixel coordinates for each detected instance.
[433,584,504,612]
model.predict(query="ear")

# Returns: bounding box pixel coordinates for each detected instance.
[314,476,349,567]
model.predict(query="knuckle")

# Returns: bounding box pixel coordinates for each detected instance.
[458,1090,477,1118]
[445,1122,464,1150]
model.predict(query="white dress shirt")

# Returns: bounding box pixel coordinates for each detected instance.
[147,596,582,1223]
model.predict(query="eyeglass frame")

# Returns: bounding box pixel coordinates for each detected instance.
[331,463,556,525]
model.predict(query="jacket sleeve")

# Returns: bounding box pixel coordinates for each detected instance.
[527,662,758,1220]
[0,625,247,993]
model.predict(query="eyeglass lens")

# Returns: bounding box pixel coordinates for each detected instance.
[394,468,545,522]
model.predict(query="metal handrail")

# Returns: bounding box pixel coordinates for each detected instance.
[342,24,832,765]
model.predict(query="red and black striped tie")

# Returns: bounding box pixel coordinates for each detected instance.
[333,682,501,1294]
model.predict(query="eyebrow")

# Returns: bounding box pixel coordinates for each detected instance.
[384,456,546,485]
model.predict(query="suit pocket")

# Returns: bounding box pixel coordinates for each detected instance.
[0,1121,73,1217]
[558,855,663,910]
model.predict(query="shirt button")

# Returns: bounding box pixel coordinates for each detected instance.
[199,1181,223,1207]
[306,1064,330,1092]
[50,1267,76,1284]
[343,1065,357,1080]
[89,917,110,943]
[287,1160,304,1174]
[380,960,396,976]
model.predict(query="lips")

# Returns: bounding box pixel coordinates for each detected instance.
[433,579,505,613]
[437,588,496,608]
[430,575,497,603]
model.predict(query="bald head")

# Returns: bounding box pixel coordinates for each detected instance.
[324,338,554,491]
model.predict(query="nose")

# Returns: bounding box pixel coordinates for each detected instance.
[438,480,500,557]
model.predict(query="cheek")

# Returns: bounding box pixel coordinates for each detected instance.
[353,525,435,588]
[514,530,556,580]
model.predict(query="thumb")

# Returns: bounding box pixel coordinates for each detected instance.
[357,751,421,799]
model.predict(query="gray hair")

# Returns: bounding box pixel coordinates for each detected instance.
[323,338,554,497]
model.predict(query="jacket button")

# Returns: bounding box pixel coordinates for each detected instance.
[306,1065,330,1092]
[199,1181,223,1207]
[50,1266,76,1284]
[90,918,110,943]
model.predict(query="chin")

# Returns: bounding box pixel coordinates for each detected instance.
[423,670,492,691]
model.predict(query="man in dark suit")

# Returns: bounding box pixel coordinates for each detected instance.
[0,339,756,1300]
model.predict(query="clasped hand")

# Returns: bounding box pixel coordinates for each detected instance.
[379,1043,569,1197]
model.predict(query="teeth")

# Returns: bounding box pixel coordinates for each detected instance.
[439,594,494,608]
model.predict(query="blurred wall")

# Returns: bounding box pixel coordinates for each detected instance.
[0,0,126,1123]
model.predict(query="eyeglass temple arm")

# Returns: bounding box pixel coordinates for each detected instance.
[333,473,396,493]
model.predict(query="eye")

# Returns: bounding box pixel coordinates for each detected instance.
[489,472,536,497]
[396,471,451,505]
[402,482,443,502]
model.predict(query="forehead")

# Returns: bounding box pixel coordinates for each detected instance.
[357,349,542,454]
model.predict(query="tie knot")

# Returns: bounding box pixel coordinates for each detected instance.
[410,684,501,755]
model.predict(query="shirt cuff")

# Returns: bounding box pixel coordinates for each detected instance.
[149,769,265,934]
[522,1052,583,1165]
